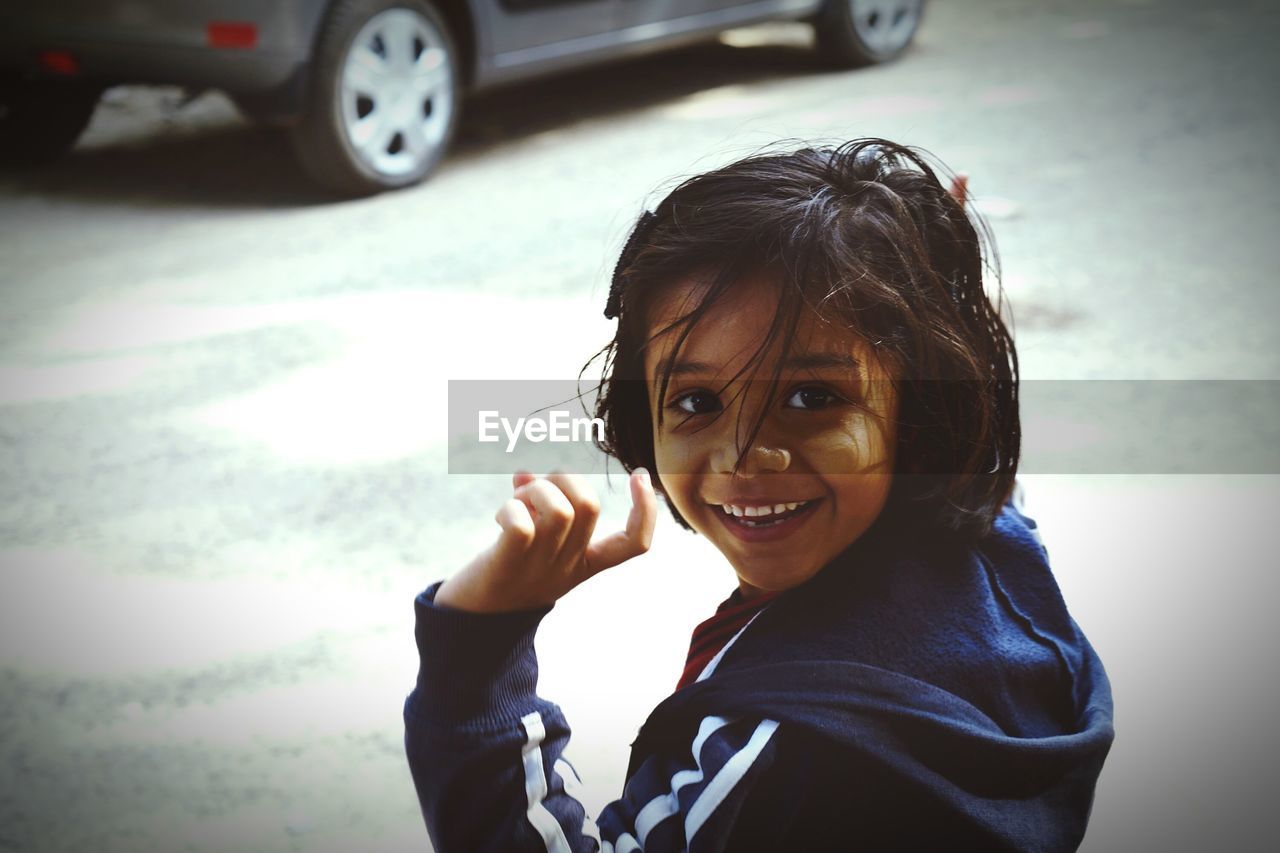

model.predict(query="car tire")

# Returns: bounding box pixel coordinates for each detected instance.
[814,0,925,68]
[291,0,461,195]
[0,75,102,164]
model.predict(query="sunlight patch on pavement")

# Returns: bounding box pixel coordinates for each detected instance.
[94,659,413,746]
[38,300,302,356]
[656,84,784,121]
[100,754,425,853]
[182,290,604,465]
[791,92,942,125]
[717,22,812,49]
[0,547,393,676]
[0,353,155,403]
[189,336,450,465]
[80,87,244,151]
[27,286,610,464]
[970,194,1022,220]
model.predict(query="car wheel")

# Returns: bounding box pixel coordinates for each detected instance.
[0,75,101,164]
[814,0,925,68]
[292,0,460,195]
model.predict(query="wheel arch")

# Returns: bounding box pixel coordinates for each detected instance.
[428,0,477,88]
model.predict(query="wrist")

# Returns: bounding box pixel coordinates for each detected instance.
[433,571,499,613]
[411,581,553,725]
[434,570,549,614]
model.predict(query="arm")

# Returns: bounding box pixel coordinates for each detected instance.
[404,581,601,852]
[405,580,786,852]
[406,470,658,850]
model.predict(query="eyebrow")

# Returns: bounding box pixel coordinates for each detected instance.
[666,352,860,377]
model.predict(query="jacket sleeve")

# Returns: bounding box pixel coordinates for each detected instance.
[404,581,784,853]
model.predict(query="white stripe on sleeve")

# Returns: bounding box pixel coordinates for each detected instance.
[554,758,602,845]
[685,718,780,840]
[633,716,732,844]
[611,833,641,853]
[521,711,572,853]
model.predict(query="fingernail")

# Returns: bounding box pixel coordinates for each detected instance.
[636,467,650,484]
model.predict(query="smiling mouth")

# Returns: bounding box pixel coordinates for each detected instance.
[714,500,819,527]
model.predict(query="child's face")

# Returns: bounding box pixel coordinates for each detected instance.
[644,275,898,599]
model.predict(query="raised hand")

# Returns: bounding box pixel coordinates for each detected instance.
[433,469,658,613]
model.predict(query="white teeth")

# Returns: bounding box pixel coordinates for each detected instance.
[719,500,810,519]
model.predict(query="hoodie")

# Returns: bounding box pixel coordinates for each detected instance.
[404,500,1114,852]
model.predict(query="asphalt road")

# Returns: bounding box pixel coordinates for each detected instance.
[2,0,1278,851]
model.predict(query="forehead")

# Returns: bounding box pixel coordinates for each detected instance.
[642,274,873,377]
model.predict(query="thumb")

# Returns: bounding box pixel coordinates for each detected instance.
[583,468,657,575]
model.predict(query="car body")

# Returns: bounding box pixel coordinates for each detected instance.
[1,0,926,194]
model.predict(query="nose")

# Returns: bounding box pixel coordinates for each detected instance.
[706,388,791,476]
[711,441,791,476]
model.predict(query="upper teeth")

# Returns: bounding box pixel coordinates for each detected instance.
[721,501,808,517]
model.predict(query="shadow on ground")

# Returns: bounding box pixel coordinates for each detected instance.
[0,40,831,209]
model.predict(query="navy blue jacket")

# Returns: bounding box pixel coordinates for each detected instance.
[404,501,1114,851]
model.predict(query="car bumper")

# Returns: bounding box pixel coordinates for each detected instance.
[0,0,324,94]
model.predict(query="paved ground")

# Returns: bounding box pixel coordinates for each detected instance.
[1,0,1278,850]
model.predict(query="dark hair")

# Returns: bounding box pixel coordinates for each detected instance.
[584,139,1020,542]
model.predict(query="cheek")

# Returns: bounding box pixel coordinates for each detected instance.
[793,412,896,475]
[651,413,716,477]
[655,474,702,524]
[805,414,896,526]
[651,420,705,517]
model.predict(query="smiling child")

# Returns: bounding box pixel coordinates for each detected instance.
[641,273,898,598]
[404,139,1114,851]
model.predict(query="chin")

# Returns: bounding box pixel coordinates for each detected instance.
[730,555,824,594]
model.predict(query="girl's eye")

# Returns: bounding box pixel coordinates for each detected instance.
[670,390,721,415]
[785,386,842,410]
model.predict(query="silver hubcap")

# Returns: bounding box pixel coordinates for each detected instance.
[340,8,454,178]
[849,0,922,53]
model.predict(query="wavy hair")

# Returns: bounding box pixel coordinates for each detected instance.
[584,139,1020,542]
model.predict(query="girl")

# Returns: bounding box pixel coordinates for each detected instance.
[405,139,1114,851]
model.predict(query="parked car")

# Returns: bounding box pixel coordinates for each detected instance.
[0,0,925,195]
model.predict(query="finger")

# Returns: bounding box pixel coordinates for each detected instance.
[544,471,601,562]
[514,478,575,563]
[585,468,658,575]
[512,470,537,491]
[948,173,969,207]
[491,498,536,568]
[626,468,658,551]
